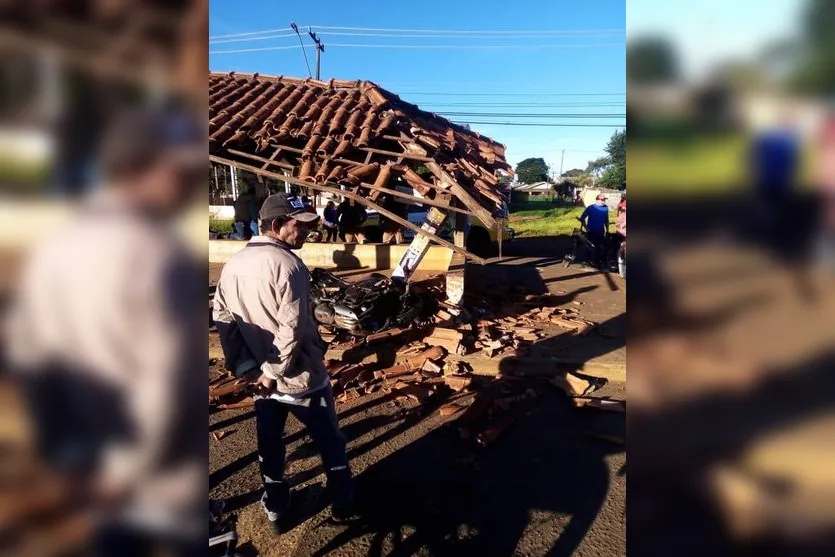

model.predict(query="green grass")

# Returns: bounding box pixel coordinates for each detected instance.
[210,219,234,234]
[509,206,588,238]
[629,134,816,195]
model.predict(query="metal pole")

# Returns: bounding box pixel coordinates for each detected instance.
[315,47,321,80]
[559,149,565,178]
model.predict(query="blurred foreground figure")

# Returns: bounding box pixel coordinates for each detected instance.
[750,112,802,247]
[4,108,207,556]
[816,115,835,268]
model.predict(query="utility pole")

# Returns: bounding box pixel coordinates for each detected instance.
[559,149,565,179]
[307,27,324,80]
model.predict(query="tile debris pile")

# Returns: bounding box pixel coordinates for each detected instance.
[209,72,513,216]
[210,281,623,447]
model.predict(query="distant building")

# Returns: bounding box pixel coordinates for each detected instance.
[510,181,554,203]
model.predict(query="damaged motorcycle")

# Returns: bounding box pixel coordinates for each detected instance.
[309,268,433,336]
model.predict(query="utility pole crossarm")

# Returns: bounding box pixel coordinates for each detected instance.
[307,27,324,80]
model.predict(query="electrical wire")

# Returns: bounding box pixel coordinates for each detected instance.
[323,42,622,49]
[453,122,624,127]
[290,25,625,35]
[394,91,624,96]
[291,25,313,78]
[209,27,293,40]
[211,43,621,53]
[210,44,309,55]
[434,112,625,118]
[209,33,299,45]
[419,102,625,107]
[211,31,623,42]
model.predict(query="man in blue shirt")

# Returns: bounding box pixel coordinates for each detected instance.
[580,193,610,269]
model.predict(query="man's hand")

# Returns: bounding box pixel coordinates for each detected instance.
[254,373,276,393]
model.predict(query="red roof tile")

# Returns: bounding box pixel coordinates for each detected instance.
[209,72,513,216]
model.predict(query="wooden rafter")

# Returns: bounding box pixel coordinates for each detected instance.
[218,148,471,215]
[358,146,433,163]
[261,147,284,170]
[357,181,472,216]
[210,154,486,264]
[426,161,495,228]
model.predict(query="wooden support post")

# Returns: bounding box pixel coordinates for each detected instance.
[446,198,468,316]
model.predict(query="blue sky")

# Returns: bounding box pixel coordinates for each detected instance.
[210,0,626,175]
[628,0,802,81]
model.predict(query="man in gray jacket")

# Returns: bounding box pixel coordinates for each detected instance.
[213,193,356,533]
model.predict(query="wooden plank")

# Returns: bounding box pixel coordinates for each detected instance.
[261,146,283,170]
[209,155,486,264]
[425,161,496,228]
[228,145,363,170]
[359,146,434,163]
[357,181,472,215]
[227,148,294,170]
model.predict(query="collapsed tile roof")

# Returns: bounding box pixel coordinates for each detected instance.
[209,72,513,220]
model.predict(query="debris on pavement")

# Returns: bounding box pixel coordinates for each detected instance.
[475,415,515,447]
[212,430,231,441]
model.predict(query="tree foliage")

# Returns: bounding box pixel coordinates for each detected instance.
[627,36,680,85]
[515,157,550,184]
[790,0,835,94]
[552,181,574,197]
[585,129,625,190]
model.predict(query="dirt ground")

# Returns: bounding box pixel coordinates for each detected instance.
[209,237,626,556]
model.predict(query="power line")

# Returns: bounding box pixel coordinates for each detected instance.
[209,33,299,44]
[454,122,624,127]
[434,112,625,118]
[312,31,623,39]
[290,22,312,78]
[303,25,625,34]
[210,44,308,54]
[210,31,623,43]
[210,42,621,54]
[398,91,624,97]
[323,43,622,49]
[419,102,625,107]
[210,27,292,40]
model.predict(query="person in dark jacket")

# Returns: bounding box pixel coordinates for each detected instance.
[336,199,367,243]
[233,186,259,240]
[380,196,408,244]
[323,201,338,242]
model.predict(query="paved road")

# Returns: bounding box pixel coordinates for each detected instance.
[210,244,626,556]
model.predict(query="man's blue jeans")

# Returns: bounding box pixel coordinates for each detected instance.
[254,385,354,521]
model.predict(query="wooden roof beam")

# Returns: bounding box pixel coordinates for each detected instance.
[210,154,486,264]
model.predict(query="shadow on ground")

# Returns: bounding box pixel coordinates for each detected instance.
[290,381,624,557]
[211,239,627,556]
